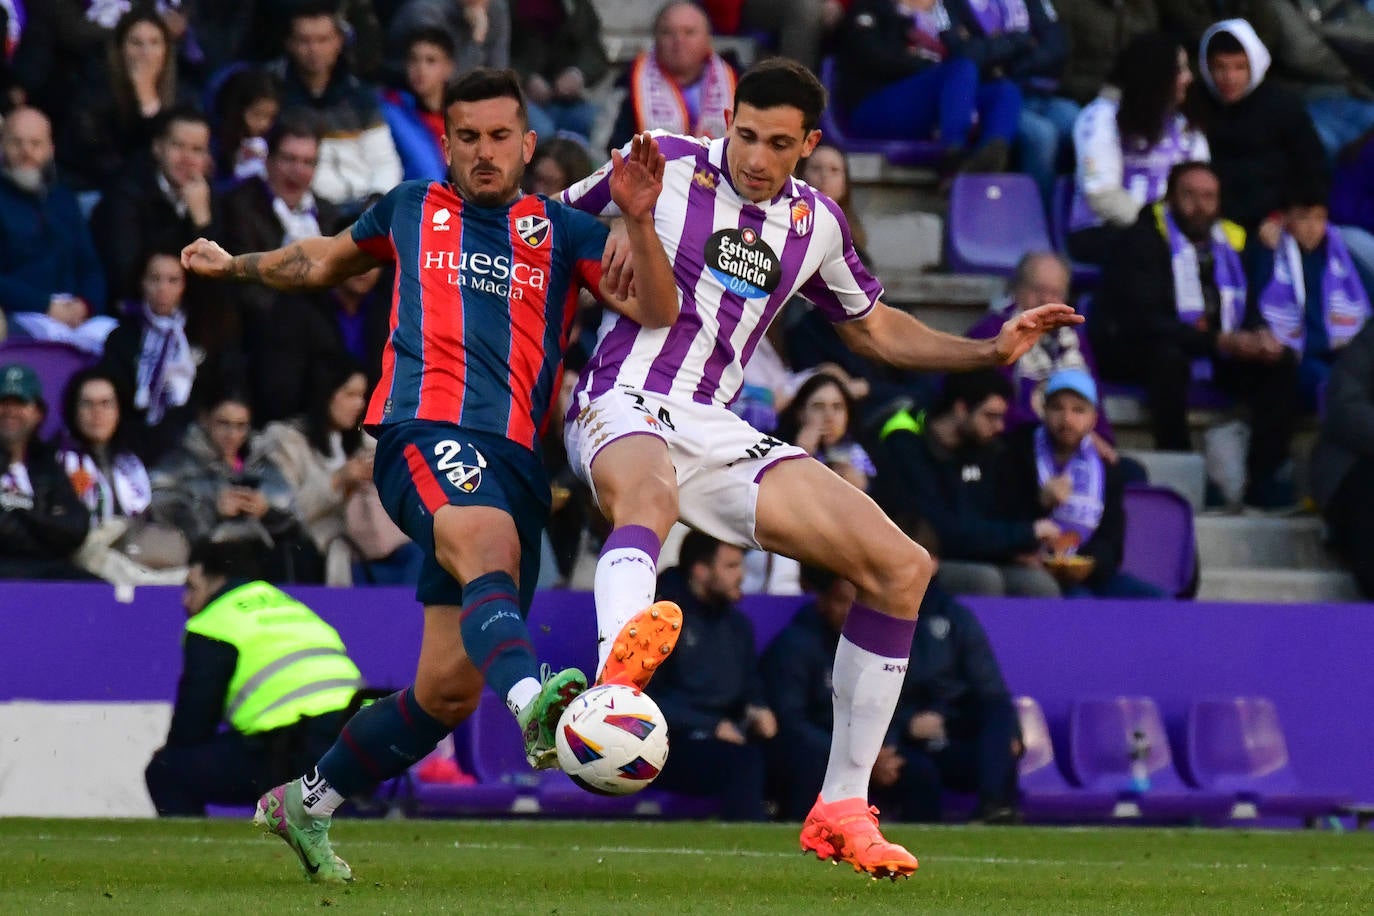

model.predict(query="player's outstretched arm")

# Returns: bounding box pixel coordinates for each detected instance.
[181,228,380,291]
[598,132,680,329]
[835,301,1083,371]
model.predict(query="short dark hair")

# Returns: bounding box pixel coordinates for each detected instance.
[266,112,323,158]
[189,537,264,581]
[1165,160,1217,198]
[934,370,1013,418]
[734,58,827,134]
[678,530,726,576]
[154,103,210,140]
[443,67,528,130]
[1205,30,1246,59]
[405,25,456,58]
[1285,177,1331,210]
[288,0,343,30]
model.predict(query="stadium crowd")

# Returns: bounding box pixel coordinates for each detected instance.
[2,0,1374,604]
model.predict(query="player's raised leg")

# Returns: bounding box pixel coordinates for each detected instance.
[754,457,932,880]
[583,430,683,689]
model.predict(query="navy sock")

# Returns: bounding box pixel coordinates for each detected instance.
[461,570,539,702]
[316,687,451,796]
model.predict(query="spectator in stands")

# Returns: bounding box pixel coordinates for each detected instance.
[647,531,775,821]
[243,0,384,80]
[702,0,832,72]
[57,366,188,584]
[610,2,737,152]
[322,266,390,385]
[1191,20,1329,238]
[1157,0,1280,56]
[759,562,852,820]
[271,1,403,212]
[386,0,510,80]
[260,360,419,587]
[1052,0,1158,106]
[211,68,283,183]
[1000,368,1165,597]
[380,26,454,183]
[942,0,1072,204]
[796,143,867,259]
[0,106,107,324]
[144,538,363,816]
[1094,161,1300,508]
[509,0,608,142]
[1311,321,1374,598]
[966,252,1113,447]
[776,372,876,492]
[873,371,1062,597]
[524,137,595,198]
[148,390,310,580]
[12,0,127,128]
[57,8,184,193]
[0,362,90,580]
[835,0,1022,174]
[215,116,345,425]
[889,576,1021,823]
[1067,32,1208,265]
[99,250,199,463]
[91,105,216,302]
[1249,182,1373,413]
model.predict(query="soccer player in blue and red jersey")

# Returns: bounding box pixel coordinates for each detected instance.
[182,68,680,884]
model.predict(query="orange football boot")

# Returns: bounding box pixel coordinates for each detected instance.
[596,601,683,690]
[800,795,919,880]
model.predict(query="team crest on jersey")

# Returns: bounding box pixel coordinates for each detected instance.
[693,168,717,191]
[705,227,782,299]
[432,208,452,231]
[790,200,813,237]
[517,215,551,248]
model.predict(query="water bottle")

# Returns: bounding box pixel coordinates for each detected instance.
[1128,729,1152,793]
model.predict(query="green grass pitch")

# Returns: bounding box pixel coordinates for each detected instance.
[2,818,1372,914]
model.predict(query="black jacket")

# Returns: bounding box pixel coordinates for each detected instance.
[835,0,939,113]
[166,583,242,747]
[895,586,1015,739]
[0,441,90,565]
[647,567,767,740]
[759,604,839,758]
[1193,81,1329,232]
[998,425,1128,588]
[873,415,1040,562]
[943,0,1066,88]
[99,315,198,465]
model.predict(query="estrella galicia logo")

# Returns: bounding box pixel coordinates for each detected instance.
[516,214,550,248]
[705,227,781,299]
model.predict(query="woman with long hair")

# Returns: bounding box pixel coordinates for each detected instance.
[58,367,151,527]
[796,143,868,258]
[1067,32,1209,265]
[212,67,283,182]
[58,8,182,191]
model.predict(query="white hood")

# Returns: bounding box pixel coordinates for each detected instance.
[1200,18,1271,100]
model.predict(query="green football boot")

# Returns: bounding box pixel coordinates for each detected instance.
[517,665,587,769]
[253,780,353,884]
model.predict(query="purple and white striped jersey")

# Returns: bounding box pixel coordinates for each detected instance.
[561,132,883,415]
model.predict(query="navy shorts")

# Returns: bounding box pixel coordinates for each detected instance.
[372,421,550,613]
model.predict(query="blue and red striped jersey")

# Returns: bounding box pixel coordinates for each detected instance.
[353,180,607,451]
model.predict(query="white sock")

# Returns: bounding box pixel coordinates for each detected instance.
[300,768,345,818]
[506,677,541,716]
[820,634,910,804]
[593,527,661,677]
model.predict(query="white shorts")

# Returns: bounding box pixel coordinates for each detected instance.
[564,387,810,549]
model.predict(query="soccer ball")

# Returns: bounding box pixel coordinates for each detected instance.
[555,684,670,796]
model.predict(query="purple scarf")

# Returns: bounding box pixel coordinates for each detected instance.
[967,0,1030,35]
[1157,204,1246,333]
[1034,426,1105,547]
[1260,229,1372,354]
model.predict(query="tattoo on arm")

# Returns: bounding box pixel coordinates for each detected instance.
[229,245,317,288]
[230,253,264,283]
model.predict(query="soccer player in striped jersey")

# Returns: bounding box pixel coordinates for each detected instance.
[181,68,679,883]
[561,58,1082,879]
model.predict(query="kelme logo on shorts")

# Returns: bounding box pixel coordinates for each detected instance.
[705,227,781,299]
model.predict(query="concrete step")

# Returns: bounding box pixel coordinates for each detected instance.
[866,212,944,275]
[1195,515,1339,571]
[1196,567,1359,602]
[1120,449,1206,510]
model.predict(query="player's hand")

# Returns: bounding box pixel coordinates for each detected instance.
[181,238,234,279]
[993,303,1082,365]
[609,132,666,224]
[715,719,747,745]
[601,220,635,300]
[745,705,778,740]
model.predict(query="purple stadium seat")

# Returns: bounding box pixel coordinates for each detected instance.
[1186,696,1350,823]
[1070,696,1233,821]
[946,173,1053,277]
[0,339,97,440]
[1121,484,1198,598]
[816,58,945,168]
[1049,176,1101,288]
[1013,696,1118,821]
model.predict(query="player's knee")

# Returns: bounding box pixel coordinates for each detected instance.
[434,530,520,583]
[607,473,678,530]
[858,537,931,615]
[414,673,481,727]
